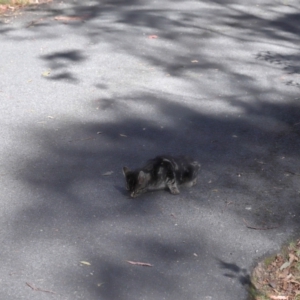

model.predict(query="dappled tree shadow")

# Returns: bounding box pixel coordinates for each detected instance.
[1,0,299,85]
[256,51,300,87]
[16,91,300,224]
[1,0,300,299]
[40,50,86,83]
[218,259,251,286]
[6,90,299,299]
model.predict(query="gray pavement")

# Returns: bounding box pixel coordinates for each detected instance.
[1,0,300,299]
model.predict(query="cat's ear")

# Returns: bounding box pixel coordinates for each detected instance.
[138,171,146,184]
[122,167,130,176]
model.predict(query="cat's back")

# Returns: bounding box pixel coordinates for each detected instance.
[141,156,180,177]
[177,155,200,171]
[146,155,200,172]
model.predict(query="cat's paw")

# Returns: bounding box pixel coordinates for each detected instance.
[170,187,180,195]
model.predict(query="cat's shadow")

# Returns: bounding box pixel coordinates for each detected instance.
[114,185,128,196]
[114,185,166,200]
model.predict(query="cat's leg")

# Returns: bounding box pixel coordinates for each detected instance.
[183,162,199,187]
[161,159,180,194]
[184,178,197,187]
[170,185,180,194]
[166,175,180,194]
[190,178,197,186]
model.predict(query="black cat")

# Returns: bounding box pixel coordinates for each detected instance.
[122,155,200,198]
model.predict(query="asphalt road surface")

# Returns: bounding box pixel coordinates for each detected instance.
[1,0,300,299]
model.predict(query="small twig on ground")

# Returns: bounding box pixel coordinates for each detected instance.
[26,18,45,27]
[54,15,90,22]
[26,282,56,294]
[126,261,153,267]
[243,219,279,230]
[284,170,300,176]
[68,136,95,142]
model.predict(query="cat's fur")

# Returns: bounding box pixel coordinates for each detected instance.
[122,155,200,198]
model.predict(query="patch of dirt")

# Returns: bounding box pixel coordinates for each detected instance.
[250,240,300,300]
[0,0,52,16]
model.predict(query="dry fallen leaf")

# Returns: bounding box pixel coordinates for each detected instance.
[269,295,288,300]
[126,261,153,267]
[289,253,298,262]
[26,282,56,294]
[42,70,51,77]
[54,15,89,22]
[80,261,91,266]
[102,171,114,176]
[251,239,300,300]
[0,5,8,12]
[279,261,290,271]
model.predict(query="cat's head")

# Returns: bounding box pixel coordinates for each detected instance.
[122,167,149,198]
